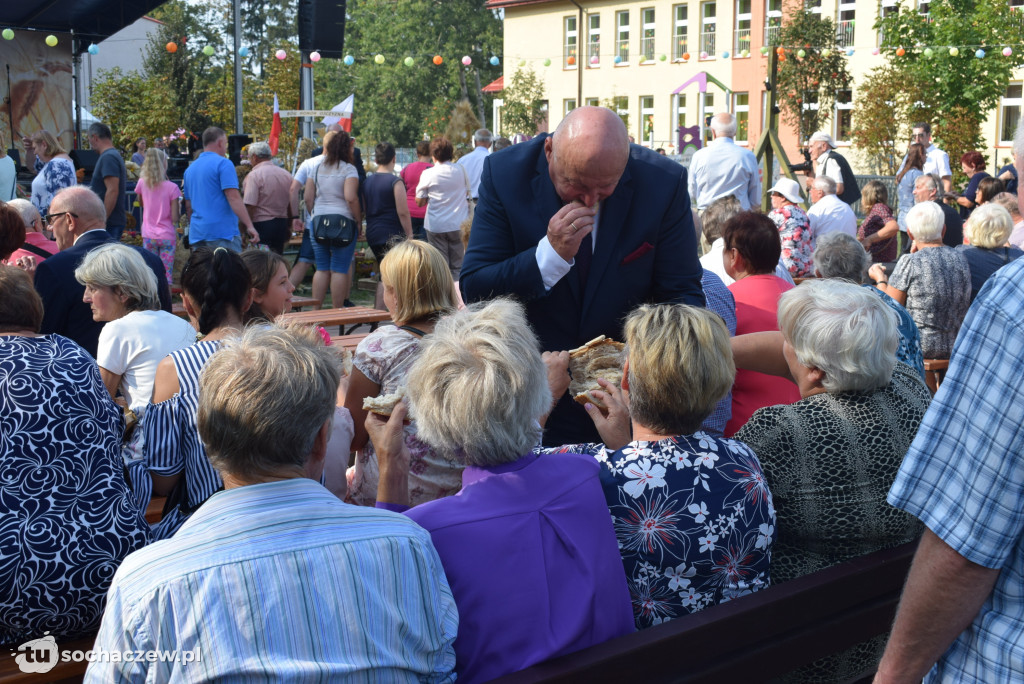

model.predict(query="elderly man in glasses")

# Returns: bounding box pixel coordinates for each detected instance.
[32,186,171,357]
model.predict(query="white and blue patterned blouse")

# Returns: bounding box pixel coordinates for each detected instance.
[0,334,150,644]
[30,157,76,216]
[142,340,224,539]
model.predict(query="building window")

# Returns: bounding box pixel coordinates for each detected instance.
[585,97,600,107]
[833,89,853,143]
[703,92,716,144]
[878,0,898,46]
[765,0,782,46]
[588,13,601,66]
[616,11,630,64]
[734,0,751,55]
[673,5,689,60]
[916,0,930,16]
[700,2,716,58]
[805,0,821,15]
[564,16,578,69]
[734,92,750,142]
[676,94,688,128]
[564,99,577,117]
[640,95,655,144]
[801,91,819,143]
[612,95,629,129]
[1000,82,1023,145]
[836,0,855,47]
[640,8,656,62]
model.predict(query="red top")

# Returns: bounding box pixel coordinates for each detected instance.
[9,231,59,263]
[400,161,432,219]
[725,274,801,436]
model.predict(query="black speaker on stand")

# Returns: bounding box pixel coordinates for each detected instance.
[70,149,100,182]
[227,134,252,166]
[298,0,347,59]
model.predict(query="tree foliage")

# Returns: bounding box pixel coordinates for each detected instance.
[775,3,853,143]
[874,0,1020,180]
[500,67,546,137]
[851,65,933,174]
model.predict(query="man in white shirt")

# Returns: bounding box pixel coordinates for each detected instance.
[0,141,16,202]
[899,122,952,192]
[808,131,846,196]
[687,113,761,211]
[457,128,491,201]
[807,176,857,241]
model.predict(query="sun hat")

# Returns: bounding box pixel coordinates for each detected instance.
[808,131,836,148]
[768,177,804,204]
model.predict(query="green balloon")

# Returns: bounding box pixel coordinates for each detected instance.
[760,46,769,55]
[543,58,551,66]
[518,59,526,67]
[797,49,806,58]
[404,56,415,67]
[923,47,934,57]
[2,28,13,40]
[202,45,215,56]
[659,54,667,61]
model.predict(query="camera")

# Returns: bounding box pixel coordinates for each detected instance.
[790,147,813,174]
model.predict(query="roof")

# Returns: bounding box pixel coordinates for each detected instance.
[1,0,168,43]
[482,76,504,93]
[484,0,560,8]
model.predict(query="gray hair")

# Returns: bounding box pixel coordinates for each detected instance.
[6,198,40,228]
[702,194,742,242]
[52,185,107,226]
[710,112,737,138]
[905,200,944,242]
[74,243,160,312]
[778,279,898,392]
[248,141,272,159]
[406,299,550,467]
[814,231,869,282]
[992,192,1022,219]
[472,128,493,145]
[198,323,343,479]
[811,175,837,195]
[965,202,1014,248]
[914,173,939,199]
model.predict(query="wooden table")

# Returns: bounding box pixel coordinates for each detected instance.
[280,306,391,334]
[172,295,321,318]
[330,333,369,354]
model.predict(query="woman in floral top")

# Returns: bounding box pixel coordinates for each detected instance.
[344,240,462,506]
[767,178,813,277]
[541,303,775,629]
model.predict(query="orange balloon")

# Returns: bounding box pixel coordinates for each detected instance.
[776,46,785,56]
[432,55,443,65]
[166,42,178,53]
[682,52,690,60]
[567,56,576,65]
[896,47,906,56]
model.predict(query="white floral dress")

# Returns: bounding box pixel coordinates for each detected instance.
[347,325,463,507]
[540,433,775,630]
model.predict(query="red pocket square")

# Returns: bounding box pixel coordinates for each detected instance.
[621,242,654,265]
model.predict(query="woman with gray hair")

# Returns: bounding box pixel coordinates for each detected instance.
[869,201,971,359]
[539,303,775,631]
[731,279,929,681]
[367,298,634,682]
[813,231,924,378]
[76,243,195,411]
[955,202,1023,301]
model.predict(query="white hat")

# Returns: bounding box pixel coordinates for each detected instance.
[768,177,804,204]
[808,131,835,148]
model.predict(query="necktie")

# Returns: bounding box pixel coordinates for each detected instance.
[576,232,592,287]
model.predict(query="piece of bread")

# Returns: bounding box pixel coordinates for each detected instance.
[362,388,406,416]
[568,336,625,408]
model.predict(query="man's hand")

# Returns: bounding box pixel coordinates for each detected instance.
[246,225,260,244]
[547,201,596,262]
[365,401,411,507]
[292,218,305,236]
[542,351,570,405]
[584,377,632,450]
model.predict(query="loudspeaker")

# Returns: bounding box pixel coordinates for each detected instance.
[298,0,347,59]
[227,134,251,166]
[70,149,99,175]
[167,157,188,180]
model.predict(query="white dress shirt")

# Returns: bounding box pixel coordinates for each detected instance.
[457,145,490,199]
[687,137,762,211]
[808,193,858,241]
[815,151,845,187]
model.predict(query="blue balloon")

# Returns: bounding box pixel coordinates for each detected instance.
[239,46,249,57]
[975,48,985,58]
[846,47,855,56]
[344,55,354,66]
[614,55,622,63]
[87,43,99,55]
[489,55,500,66]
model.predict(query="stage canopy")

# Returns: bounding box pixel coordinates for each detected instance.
[1,0,167,44]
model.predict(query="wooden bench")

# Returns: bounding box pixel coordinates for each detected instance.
[280,306,391,335]
[330,333,369,354]
[923,359,949,394]
[491,540,918,684]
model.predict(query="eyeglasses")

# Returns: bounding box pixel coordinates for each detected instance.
[42,211,77,226]
[911,133,927,140]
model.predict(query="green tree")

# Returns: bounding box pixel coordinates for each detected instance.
[500,67,546,137]
[851,65,934,174]
[875,0,1021,181]
[91,68,178,152]
[775,2,852,144]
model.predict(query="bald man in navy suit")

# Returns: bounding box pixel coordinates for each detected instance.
[461,107,705,446]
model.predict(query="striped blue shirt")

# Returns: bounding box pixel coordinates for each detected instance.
[86,478,458,683]
[887,256,1024,682]
[702,268,736,436]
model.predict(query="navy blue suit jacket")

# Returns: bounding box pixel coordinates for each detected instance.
[34,230,174,358]
[461,135,705,445]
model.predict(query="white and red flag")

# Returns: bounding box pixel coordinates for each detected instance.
[269,93,282,155]
[321,94,354,132]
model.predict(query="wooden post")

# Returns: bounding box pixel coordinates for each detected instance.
[754,51,802,211]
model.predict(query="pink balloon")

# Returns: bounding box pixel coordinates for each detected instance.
[310,51,321,62]
[1003,47,1013,57]
[275,49,287,60]
[461,55,472,65]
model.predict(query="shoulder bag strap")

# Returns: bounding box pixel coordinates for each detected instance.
[19,241,52,259]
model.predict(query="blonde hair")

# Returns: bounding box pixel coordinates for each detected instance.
[139,148,169,189]
[379,240,456,325]
[624,304,735,435]
[965,203,1014,248]
[32,130,66,158]
[860,179,889,209]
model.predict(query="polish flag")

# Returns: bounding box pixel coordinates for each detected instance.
[269,93,282,155]
[322,94,354,132]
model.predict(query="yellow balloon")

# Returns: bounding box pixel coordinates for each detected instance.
[45,34,58,47]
